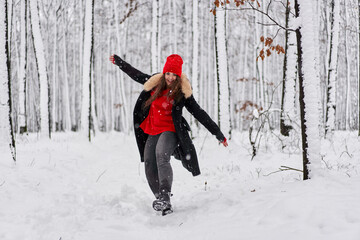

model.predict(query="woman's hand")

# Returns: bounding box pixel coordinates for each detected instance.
[110,54,124,66]
[109,54,116,64]
[221,137,228,147]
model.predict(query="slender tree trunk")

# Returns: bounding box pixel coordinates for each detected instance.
[112,0,129,132]
[295,0,321,180]
[172,0,177,53]
[151,0,159,72]
[29,0,50,138]
[359,0,360,136]
[77,0,84,130]
[90,49,98,135]
[207,1,213,118]
[260,0,265,110]
[70,1,76,130]
[0,0,16,161]
[280,0,292,136]
[214,5,231,138]
[6,0,12,61]
[240,30,249,131]
[62,12,71,131]
[284,16,298,133]
[18,0,27,134]
[184,0,191,77]
[157,0,162,70]
[344,2,351,130]
[325,0,340,137]
[51,0,57,132]
[199,2,204,108]
[106,23,113,131]
[192,0,199,101]
[81,0,94,141]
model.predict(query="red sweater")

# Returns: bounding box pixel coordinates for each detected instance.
[140,89,176,135]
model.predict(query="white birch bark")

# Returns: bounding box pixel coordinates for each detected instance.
[77,0,84,129]
[284,36,297,125]
[325,0,340,137]
[18,0,27,133]
[51,0,57,132]
[298,0,322,177]
[157,0,163,70]
[112,0,129,132]
[107,25,113,131]
[199,2,205,109]
[62,12,71,131]
[215,7,230,137]
[91,58,98,134]
[0,0,15,161]
[29,0,49,138]
[359,0,360,136]
[151,0,159,72]
[253,14,258,108]
[344,2,351,130]
[172,0,177,53]
[192,0,199,101]
[0,0,9,142]
[184,0,191,78]
[70,1,77,129]
[284,1,297,127]
[207,1,213,118]
[81,0,94,138]
[260,0,265,109]
[6,0,11,42]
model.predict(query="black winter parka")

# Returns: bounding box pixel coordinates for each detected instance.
[116,58,225,176]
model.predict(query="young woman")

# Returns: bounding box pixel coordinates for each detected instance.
[110,54,228,215]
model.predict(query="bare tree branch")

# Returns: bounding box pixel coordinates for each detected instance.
[264,165,303,176]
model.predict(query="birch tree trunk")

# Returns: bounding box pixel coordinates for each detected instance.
[283,15,298,133]
[0,0,16,162]
[112,0,129,132]
[207,0,213,118]
[359,0,360,136]
[157,0,162,70]
[325,0,340,137]
[184,0,191,78]
[18,0,27,134]
[81,0,94,141]
[214,6,231,138]
[295,0,321,180]
[29,0,50,138]
[172,0,177,53]
[192,0,199,101]
[151,0,159,72]
[344,1,351,131]
[62,12,71,131]
[52,1,58,132]
[280,0,293,136]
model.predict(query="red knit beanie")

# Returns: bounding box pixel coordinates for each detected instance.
[162,54,183,77]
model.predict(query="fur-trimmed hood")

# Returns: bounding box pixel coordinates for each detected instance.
[143,73,192,99]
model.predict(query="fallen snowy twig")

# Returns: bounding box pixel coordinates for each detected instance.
[340,151,353,158]
[96,170,107,182]
[264,165,302,176]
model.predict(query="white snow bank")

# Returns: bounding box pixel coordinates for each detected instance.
[0,131,359,240]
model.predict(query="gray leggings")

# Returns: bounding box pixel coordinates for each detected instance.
[144,131,178,197]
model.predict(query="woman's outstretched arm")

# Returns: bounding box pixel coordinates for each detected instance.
[110,54,151,85]
[185,96,228,147]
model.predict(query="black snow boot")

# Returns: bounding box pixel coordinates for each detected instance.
[152,189,173,215]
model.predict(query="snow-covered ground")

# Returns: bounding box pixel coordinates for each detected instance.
[0,131,359,240]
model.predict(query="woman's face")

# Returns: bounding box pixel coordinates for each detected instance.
[165,72,177,87]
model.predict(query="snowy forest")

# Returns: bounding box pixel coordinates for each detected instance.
[0,0,360,239]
